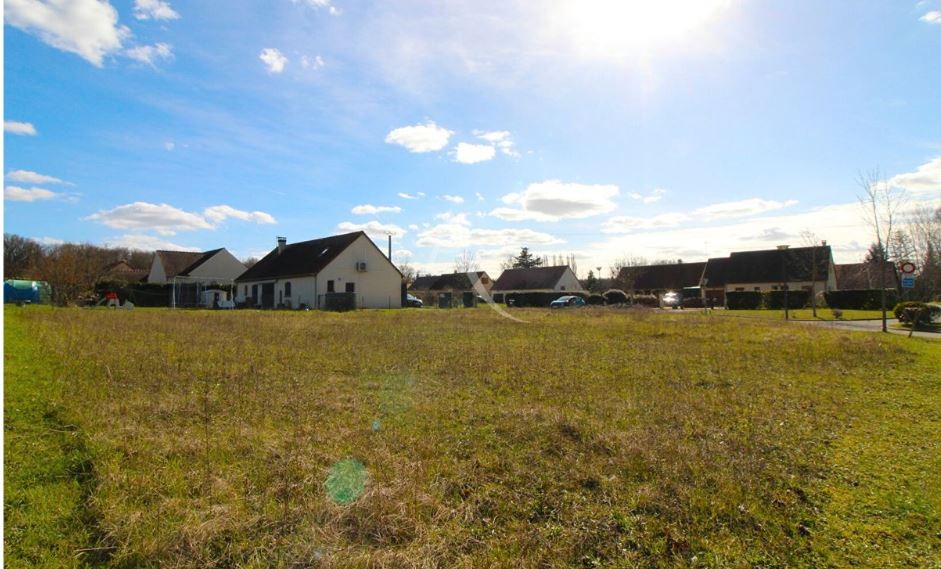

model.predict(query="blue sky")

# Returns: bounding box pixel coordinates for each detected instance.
[4,0,941,276]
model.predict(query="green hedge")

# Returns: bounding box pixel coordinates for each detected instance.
[629,294,659,307]
[726,291,762,310]
[324,292,356,311]
[763,290,810,310]
[96,282,172,307]
[825,289,900,310]
[587,294,605,305]
[603,289,629,304]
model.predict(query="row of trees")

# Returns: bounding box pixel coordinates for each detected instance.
[4,234,157,305]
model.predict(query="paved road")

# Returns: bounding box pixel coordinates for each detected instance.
[791,317,941,340]
[659,308,940,340]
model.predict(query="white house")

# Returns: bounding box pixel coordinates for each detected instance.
[147,248,247,307]
[235,232,403,309]
[491,265,584,294]
[147,248,247,285]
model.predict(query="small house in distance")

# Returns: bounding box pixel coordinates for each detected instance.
[147,248,247,307]
[408,271,493,305]
[235,232,403,309]
[617,262,707,297]
[491,265,583,305]
[147,249,246,285]
[723,244,835,294]
[834,261,899,290]
[100,259,148,285]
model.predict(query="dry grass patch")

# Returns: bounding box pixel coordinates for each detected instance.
[5,307,940,567]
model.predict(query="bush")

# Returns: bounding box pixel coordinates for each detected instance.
[603,289,629,304]
[763,290,810,310]
[893,301,941,324]
[587,294,605,306]
[726,291,762,310]
[825,289,900,310]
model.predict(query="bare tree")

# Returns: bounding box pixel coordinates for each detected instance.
[454,249,480,273]
[609,256,648,291]
[398,262,416,286]
[242,257,260,269]
[858,169,907,331]
[4,233,43,279]
[33,243,113,306]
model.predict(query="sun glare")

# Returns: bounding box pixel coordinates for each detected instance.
[560,0,732,56]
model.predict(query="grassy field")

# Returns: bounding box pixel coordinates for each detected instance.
[4,306,941,567]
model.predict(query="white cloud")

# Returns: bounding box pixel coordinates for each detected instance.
[453,142,496,164]
[37,236,65,246]
[474,129,519,157]
[104,234,199,251]
[408,224,419,230]
[601,213,690,233]
[385,121,453,153]
[86,201,275,235]
[395,249,413,259]
[203,205,277,225]
[292,0,340,16]
[125,42,172,65]
[628,188,667,204]
[133,0,179,20]
[87,202,213,235]
[259,48,288,73]
[888,156,941,194]
[493,179,619,221]
[337,220,407,238]
[4,186,60,202]
[301,55,325,69]
[692,198,799,220]
[5,0,131,66]
[351,204,402,215]
[6,170,66,185]
[920,10,941,23]
[398,192,423,200]
[417,226,562,248]
[4,121,37,135]
[434,212,471,225]
[476,192,485,201]
[164,141,175,151]
[442,194,465,204]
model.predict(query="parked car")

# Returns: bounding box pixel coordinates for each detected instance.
[661,291,682,309]
[550,295,586,308]
[406,294,423,308]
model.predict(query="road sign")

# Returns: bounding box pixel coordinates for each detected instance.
[901,275,915,288]
[899,261,917,274]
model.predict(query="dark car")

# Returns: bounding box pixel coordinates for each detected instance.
[550,295,586,308]
[406,294,423,308]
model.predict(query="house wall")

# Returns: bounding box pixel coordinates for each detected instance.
[556,268,585,292]
[235,234,402,309]
[189,250,247,282]
[318,235,402,308]
[147,256,167,283]
[725,279,832,294]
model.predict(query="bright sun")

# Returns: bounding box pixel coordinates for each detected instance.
[559,0,732,56]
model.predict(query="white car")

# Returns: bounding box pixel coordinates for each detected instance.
[661,291,681,309]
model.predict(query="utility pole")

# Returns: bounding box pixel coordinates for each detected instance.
[778,245,789,320]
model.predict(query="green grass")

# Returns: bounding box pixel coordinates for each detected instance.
[710,308,888,321]
[4,306,941,567]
